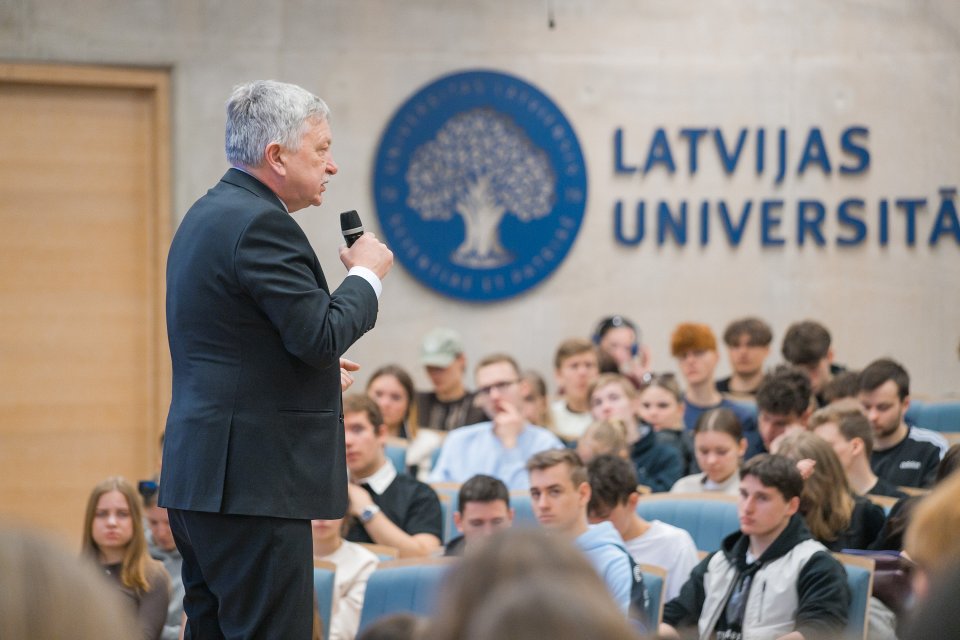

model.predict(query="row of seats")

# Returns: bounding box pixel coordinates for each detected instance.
[314,551,874,639]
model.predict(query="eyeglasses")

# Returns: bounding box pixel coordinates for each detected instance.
[475,380,519,397]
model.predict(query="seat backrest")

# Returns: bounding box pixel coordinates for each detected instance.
[509,492,538,527]
[385,444,407,474]
[357,558,455,632]
[834,552,875,640]
[635,493,740,552]
[638,563,667,626]
[905,400,960,432]
[313,560,337,640]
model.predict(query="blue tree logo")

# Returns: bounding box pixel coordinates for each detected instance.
[406,108,556,268]
[373,69,587,302]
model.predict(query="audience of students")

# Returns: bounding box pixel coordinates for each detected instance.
[81,314,960,639]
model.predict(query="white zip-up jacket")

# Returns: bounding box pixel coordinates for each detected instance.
[663,514,850,640]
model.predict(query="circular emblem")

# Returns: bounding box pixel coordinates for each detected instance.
[373,69,588,302]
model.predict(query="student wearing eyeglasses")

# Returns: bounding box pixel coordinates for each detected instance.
[659,454,849,640]
[428,354,564,490]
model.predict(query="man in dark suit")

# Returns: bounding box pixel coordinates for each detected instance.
[159,80,393,639]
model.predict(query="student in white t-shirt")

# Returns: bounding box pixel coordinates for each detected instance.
[312,518,379,640]
[587,455,699,600]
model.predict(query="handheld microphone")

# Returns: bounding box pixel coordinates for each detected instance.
[340,210,364,248]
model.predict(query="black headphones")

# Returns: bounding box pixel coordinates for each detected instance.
[592,315,640,357]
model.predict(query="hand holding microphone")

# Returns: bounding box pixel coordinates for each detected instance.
[338,210,394,279]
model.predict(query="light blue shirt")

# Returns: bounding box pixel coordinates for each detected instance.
[428,421,564,490]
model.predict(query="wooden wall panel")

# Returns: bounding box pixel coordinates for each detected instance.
[0,65,170,543]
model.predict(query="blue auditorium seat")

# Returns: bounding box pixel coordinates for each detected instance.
[635,493,740,552]
[313,561,336,640]
[357,559,454,632]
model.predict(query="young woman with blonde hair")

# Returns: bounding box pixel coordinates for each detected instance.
[82,476,170,640]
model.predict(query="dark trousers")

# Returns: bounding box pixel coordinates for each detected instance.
[168,509,313,640]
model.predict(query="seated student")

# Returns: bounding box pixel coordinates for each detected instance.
[637,373,696,475]
[519,369,554,431]
[670,323,757,436]
[753,366,814,458]
[311,518,379,640]
[781,320,846,407]
[587,455,699,600]
[445,474,515,556]
[870,443,960,551]
[576,419,629,464]
[366,364,418,440]
[526,449,637,614]
[429,354,564,490]
[809,403,908,498]
[671,408,746,496]
[820,370,860,406]
[660,455,850,640]
[342,394,443,558]
[592,314,652,390]
[716,317,773,399]
[551,338,601,441]
[776,431,886,551]
[858,358,948,488]
[82,477,170,640]
[590,373,684,492]
[416,327,486,432]
[141,485,184,640]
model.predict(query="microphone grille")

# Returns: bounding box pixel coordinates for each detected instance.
[340,210,361,230]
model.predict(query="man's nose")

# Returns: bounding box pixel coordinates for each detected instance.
[327,157,339,174]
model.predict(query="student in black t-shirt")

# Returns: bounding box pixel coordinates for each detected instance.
[341,394,443,557]
[858,359,947,489]
[416,327,486,432]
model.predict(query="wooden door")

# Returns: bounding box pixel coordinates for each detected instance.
[0,64,171,544]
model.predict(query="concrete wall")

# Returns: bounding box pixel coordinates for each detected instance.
[3,0,958,396]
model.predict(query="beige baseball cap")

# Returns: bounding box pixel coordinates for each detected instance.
[420,327,465,368]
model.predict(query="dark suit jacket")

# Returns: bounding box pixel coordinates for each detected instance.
[159,169,377,520]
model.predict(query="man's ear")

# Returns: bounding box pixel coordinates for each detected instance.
[627,492,641,510]
[263,142,286,175]
[826,348,835,365]
[849,437,865,457]
[453,511,464,533]
[578,481,592,506]
[785,495,801,517]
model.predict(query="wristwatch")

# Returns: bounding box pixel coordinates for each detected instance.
[359,504,381,524]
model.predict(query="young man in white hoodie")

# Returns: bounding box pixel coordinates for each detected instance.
[526,449,637,615]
